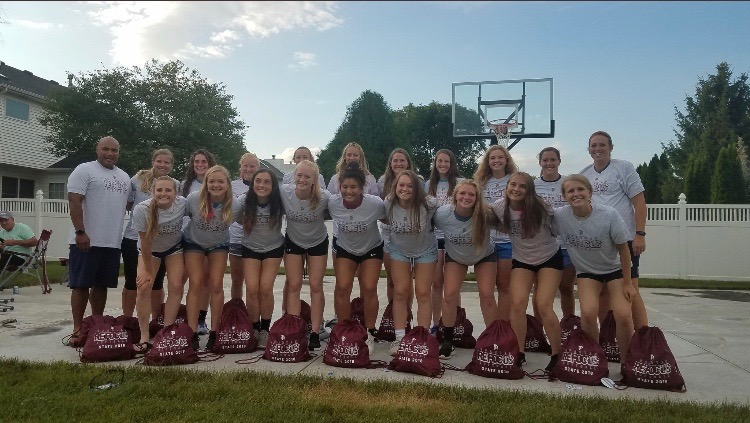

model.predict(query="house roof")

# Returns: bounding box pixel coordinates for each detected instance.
[0,61,63,99]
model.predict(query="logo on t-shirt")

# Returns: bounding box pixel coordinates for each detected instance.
[104,176,129,195]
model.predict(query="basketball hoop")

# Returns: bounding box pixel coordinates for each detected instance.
[489,120,518,148]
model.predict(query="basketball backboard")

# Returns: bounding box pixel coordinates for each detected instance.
[452,78,554,149]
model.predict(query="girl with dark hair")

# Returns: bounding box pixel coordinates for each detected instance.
[180,148,218,336]
[552,174,636,363]
[240,169,285,349]
[229,153,259,301]
[474,145,519,322]
[433,179,498,359]
[121,148,176,321]
[131,176,186,352]
[328,161,386,355]
[183,165,240,351]
[384,170,438,356]
[281,160,330,350]
[534,147,576,318]
[425,149,464,335]
[492,172,563,370]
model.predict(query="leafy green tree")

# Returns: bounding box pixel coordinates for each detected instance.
[664,62,750,181]
[40,60,247,177]
[317,90,397,181]
[393,102,485,179]
[711,144,746,203]
[658,152,683,203]
[637,154,663,204]
[683,151,711,203]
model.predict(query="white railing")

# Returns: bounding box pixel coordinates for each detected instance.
[3,192,749,281]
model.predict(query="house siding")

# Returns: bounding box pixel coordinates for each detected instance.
[0,91,61,170]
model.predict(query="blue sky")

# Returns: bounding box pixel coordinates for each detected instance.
[2,1,749,179]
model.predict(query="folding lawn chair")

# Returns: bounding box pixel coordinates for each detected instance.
[0,229,53,300]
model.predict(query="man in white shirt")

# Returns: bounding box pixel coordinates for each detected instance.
[66,136,131,345]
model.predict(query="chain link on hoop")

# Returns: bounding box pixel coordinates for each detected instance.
[489,120,518,148]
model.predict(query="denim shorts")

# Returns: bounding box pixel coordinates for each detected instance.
[182,238,229,255]
[229,243,243,257]
[561,248,573,268]
[494,242,512,260]
[387,242,438,264]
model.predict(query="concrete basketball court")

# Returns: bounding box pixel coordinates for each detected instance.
[1,275,748,406]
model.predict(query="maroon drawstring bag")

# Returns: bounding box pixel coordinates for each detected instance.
[263,314,311,363]
[465,319,525,380]
[550,328,609,385]
[114,315,140,345]
[350,297,365,326]
[80,316,135,363]
[375,301,413,342]
[149,303,188,338]
[143,322,199,366]
[437,306,477,348]
[524,314,552,354]
[599,310,620,363]
[622,326,686,392]
[212,298,257,354]
[323,319,375,368]
[560,315,581,348]
[301,300,312,334]
[388,326,443,378]
[67,315,98,348]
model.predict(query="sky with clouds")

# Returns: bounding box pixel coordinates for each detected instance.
[2,1,749,180]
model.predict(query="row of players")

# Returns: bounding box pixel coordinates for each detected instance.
[68,132,646,372]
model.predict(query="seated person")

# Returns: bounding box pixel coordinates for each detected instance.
[0,211,38,269]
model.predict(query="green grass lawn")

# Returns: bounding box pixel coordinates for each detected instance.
[0,359,747,423]
[5,261,750,291]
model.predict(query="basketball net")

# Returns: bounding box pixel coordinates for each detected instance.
[489,120,517,148]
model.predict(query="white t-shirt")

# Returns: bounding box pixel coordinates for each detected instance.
[491,198,559,265]
[579,159,645,240]
[183,192,242,249]
[327,173,380,238]
[280,184,331,249]
[123,176,180,240]
[482,175,512,243]
[385,196,438,258]
[552,204,630,274]
[237,196,285,253]
[131,196,187,253]
[328,194,385,255]
[424,177,464,240]
[67,161,131,248]
[229,179,251,245]
[534,175,568,250]
[433,204,495,266]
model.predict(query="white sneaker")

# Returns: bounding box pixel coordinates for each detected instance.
[389,338,402,357]
[257,330,269,349]
[197,321,209,335]
[366,333,375,356]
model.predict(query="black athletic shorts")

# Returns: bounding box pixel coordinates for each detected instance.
[333,239,384,264]
[577,269,624,284]
[242,244,285,261]
[284,234,329,257]
[512,248,564,272]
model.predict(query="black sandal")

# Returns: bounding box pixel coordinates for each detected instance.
[134,342,152,354]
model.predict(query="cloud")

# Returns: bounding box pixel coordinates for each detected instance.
[83,1,343,66]
[288,52,318,69]
[11,19,56,30]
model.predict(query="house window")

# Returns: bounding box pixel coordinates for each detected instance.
[5,98,30,121]
[48,182,66,199]
[1,176,35,198]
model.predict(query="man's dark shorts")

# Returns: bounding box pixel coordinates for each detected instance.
[68,245,121,289]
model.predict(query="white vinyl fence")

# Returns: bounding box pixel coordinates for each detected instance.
[3,191,749,281]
